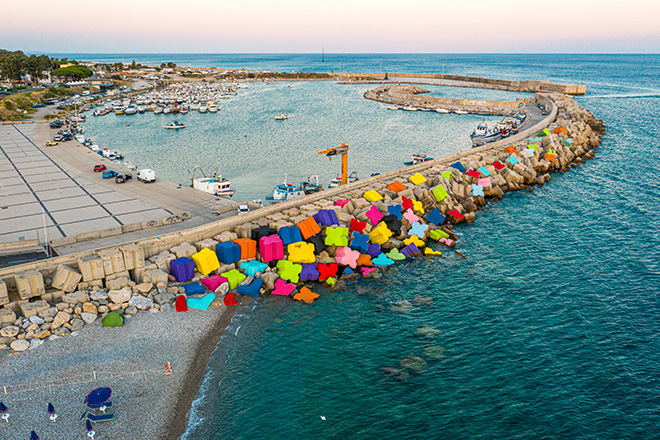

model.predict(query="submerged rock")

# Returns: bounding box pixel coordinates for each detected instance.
[423,345,446,360]
[413,295,433,306]
[415,325,441,338]
[400,354,427,373]
[390,300,412,313]
[381,367,409,381]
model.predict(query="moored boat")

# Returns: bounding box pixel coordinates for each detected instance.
[275,113,288,120]
[470,122,501,146]
[404,154,434,166]
[454,109,469,115]
[125,105,138,115]
[435,108,450,114]
[192,175,235,197]
[164,120,186,130]
[265,174,305,204]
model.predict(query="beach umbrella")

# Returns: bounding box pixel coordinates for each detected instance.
[85,387,112,408]
[86,419,96,439]
[0,401,8,422]
[30,431,39,440]
[47,403,55,414]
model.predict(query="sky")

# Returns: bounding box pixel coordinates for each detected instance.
[1,0,658,53]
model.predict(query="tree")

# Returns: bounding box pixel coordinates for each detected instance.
[26,54,52,85]
[51,65,93,81]
[0,53,27,85]
[166,62,176,68]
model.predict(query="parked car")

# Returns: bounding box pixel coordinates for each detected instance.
[49,121,63,129]
[53,135,62,141]
[32,103,45,108]
[45,141,58,146]
[237,205,250,215]
[115,173,132,184]
[136,169,156,183]
[94,164,106,172]
[56,104,67,110]
[102,170,118,179]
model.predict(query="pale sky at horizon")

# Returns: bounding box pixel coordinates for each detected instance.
[2,0,658,53]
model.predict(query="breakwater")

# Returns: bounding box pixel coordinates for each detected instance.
[0,89,604,355]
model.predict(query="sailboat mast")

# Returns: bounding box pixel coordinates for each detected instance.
[322,47,324,63]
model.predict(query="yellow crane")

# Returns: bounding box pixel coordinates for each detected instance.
[317,142,350,185]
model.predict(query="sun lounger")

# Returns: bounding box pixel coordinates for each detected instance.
[86,401,112,411]
[87,413,114,423]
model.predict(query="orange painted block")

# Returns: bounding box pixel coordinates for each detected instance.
[296,216,321,240]
[553,126,567,135]
[502,145,517,154]
[545,153,556,162]
[387,181,406,193]
[356,254,373,267]
[233,238,257,260]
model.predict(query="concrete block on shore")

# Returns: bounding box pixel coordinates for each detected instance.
[121,222,144,233]
[119,244,145,270]
[215,231,239,243]
[0,307,16,323]
[76,230,101,242]
[195,238,219,252]
[99,226,123,238]
[142,218,164,230]
[105,276,133,291]
[149,251,176,273]
[14,270,46,300]
[0,279,8,306]
[163,214,184,225]
[51,265,83,293]
[20,300,49,318]
[170,242,197,259]
[98,248,126,275]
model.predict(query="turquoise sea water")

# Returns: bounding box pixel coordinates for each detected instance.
[80,54,660,439]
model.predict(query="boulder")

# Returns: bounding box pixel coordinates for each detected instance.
[51,311,71,329]
[90,290,108,301]
[20,300,50,318]
[128,295,154,311]
[80,312,98,324]
[134,282,153,294]
[62,291,90,304]
[34,330,51,339]
[0,325,20,338]
[153,292,175,305]
[29,315,45,325]
[108,287,132,304]
[10,339,30,352]
[82,302,98,314]
[0,308,17,324]
[71,318,84,332]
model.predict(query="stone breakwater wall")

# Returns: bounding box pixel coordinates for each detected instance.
[364,85,530,115]
[336,72,586,95]
[0,92,604,354]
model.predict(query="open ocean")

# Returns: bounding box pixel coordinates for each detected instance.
[72,54,660,439]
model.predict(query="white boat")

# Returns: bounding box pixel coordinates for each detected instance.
[275,113,288,120]
[113,105,125,115]
[199,106,208,113]
[328,171,359,189]
[265,174,305,204]
[125,105,137,115]
[165,120,186,130]
[154,107,163,114]
[402,106,417,111]
[70,115,86,122]
[288,84,294,88]
[163,107,172,114]
[454,109,469,115]
[89,144,99,151]
[179,107,188,114]
[470,122,502,146]
[435,108,450,114]
[137,106,146,113]
[404,154,434,166]
[208,104,218,113]
[74,134,85,144]
[387,106,399,110]
[192,175,235,197]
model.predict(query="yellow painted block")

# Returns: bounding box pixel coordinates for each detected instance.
[409,172,427,185]
[192,248,220,275]
[369,222,393,245]
[412,200,425,214]
[424,248,442,256]
[287,242,316,264]
[363,190,383,202]
[404,236,425,248]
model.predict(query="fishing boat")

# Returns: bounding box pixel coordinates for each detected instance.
[328,171,359,189]
[179,107,188,114]
[275,113,288,120]
[265,174,305,205]
[454,109,468,115]
[299,173,323,194]
[192,175,235,197]
[165,120,186,130]
[435,108,450,114]
[404,154,434,166]
[470,122,501,146]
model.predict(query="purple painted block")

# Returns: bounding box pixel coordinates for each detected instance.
[367,243,381,258]
[300,263,320,281]
[170,257,195,282]
[313,209,339,227]
[215,242,241,265]
[278,225,302,246]
[401,243,421,257]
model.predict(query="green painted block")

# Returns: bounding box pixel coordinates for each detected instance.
[326,277,336,287]
[325,227,349,246]
[221,269,247,290]
[429,229,450,241]
[386,248,406,261]
[276,260,302,283]
[441,170,452,179]
[432,184,448,202]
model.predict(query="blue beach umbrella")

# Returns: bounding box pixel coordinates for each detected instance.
[86,419,93,432]
[47,403,55,414]
[0,401,7,413]
[85,387,112,408]
[30,431,39,440]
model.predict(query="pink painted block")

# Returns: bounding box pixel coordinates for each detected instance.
[361,267,377,277]
[335,199,349,207]
[334,246,360,269]
[403,208,419,224]
[440,237,455,246]
[366,205,384,225]
[271,278,296,296]
[259,234,284,262]
[202,275,228,292]
[477,178,491,188]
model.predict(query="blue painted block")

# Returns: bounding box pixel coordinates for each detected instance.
[450,161,466,172]
[350,231,370,254]
[237,278,263,299]
[183,282,206,296]
[529,137,542,143]
[215,242,241,265]
[426,208,445,225]
[387,204,403,220]
[506,155,521,165]
[300,263,320,281]
[240,260,268,277]
[471,184,485,197]
[367,243,381,258]
[313,209,339,227]
[187,293,215,310]
[170,257,195,283]
[278,225,302,246]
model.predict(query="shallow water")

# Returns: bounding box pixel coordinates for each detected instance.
[77,53,660,439]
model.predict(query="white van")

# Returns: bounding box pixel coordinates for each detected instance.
[137,169,156,183]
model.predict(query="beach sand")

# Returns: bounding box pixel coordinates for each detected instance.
[0,296,252,439]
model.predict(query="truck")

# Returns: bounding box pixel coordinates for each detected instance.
[137,169,156,183]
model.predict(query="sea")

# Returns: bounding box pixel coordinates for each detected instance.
[69,54,660,439]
